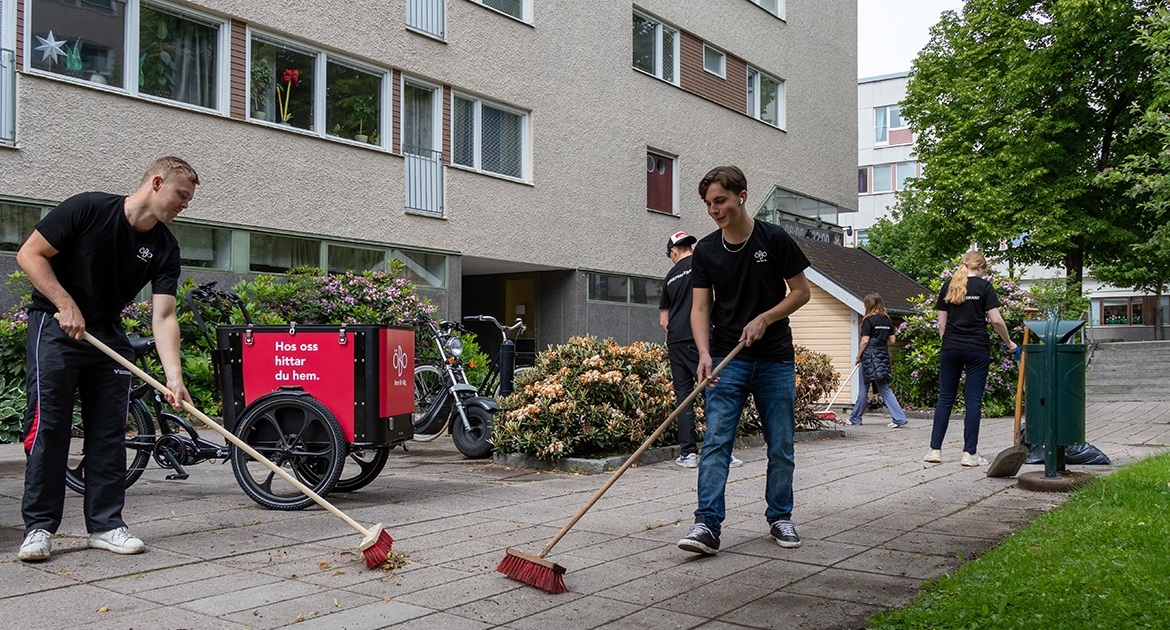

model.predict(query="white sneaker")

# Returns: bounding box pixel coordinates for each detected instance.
[887,421,906,428]
[923,449,942,463]
[961,452,989,467]
[729,455,744,468]
[88,527,145,555]
[18,529,52,561]
[675,453,698,468]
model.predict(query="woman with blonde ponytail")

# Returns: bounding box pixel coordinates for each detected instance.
[924,251,1017,467]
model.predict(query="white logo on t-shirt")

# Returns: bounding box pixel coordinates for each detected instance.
[754,250,768,263]
[137,247,153,263]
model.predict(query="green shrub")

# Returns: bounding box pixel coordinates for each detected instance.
[491,338,841,459]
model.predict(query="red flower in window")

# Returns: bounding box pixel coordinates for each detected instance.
[277,69,301,122]
[281,69,300,87]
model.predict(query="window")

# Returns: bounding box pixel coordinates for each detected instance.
[872,164,893,193]
[170,223,231,269]
[403,79,443,215]
[750,0,783,18]
[895,161,917,191]
[632,12,677,84]
[646,152,674,214]
[328,244,387,273]
[747,67,782,127]
[703,44,725,78]
[857,167,869,194]
[855,229,869,246]
[391,248,446,288]
[452,94,527,180]
[874,104,903,144]
[2,0,16,143]
[250,32,389,147]
[587,273,663,305]
[0,202,44,252]
[475,0,529,21]
[249,233,321,273]
[27,1,226,111]
[405,0,444,39]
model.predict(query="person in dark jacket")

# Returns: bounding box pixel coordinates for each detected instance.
[847,293,908,428]
[924,251,1017,467]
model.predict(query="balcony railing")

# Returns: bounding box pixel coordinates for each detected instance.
[1,48,14,145]
[406,0,445,40]
[404,145,444,217]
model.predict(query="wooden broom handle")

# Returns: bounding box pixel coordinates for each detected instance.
[82,331,372,538]
[822,364,859,413]
[538,340,747,558]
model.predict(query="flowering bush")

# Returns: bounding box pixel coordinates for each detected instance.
[889,259,1033,418]
[491,337,841,459]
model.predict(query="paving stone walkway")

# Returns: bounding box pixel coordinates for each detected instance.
[1,401,1166,630]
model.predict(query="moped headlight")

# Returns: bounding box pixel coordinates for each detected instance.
[446,337,464,357]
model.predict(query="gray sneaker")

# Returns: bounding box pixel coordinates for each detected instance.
[89,527,144,555]
[18,529,52,561]
[677,523,720,555]
[729,455,744,468]
[770,520,801,548]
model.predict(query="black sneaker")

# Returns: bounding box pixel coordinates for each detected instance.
[770,520,801,548]
[677,523,720,555]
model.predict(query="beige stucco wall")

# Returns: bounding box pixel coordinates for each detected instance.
[1,0,857,281]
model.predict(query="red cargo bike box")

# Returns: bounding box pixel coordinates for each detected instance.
[216,324,415,445]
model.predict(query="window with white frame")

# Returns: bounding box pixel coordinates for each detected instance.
[703,44,725,78]
[250,32,388,147]
[857,167,869,194]
[632,12,677,84]
[452,93,527,180]
[747,67,782,127]
[750,0,783,18]
[402,79,440,154]
[1,0,13,144]
[872,164,893,193]
[26,0,227,110]
[405,0,444,39]
[895,161,917,191]
[475,0,529,22]
[874,104,903,144]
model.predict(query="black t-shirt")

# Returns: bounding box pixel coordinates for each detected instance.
[861,314,894,351]
[691,220,810,362]
[659,255,695,345]
[935,276,1002,354]
[30,192,181,326]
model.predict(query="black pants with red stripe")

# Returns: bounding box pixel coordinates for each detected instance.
[22,311,133,536]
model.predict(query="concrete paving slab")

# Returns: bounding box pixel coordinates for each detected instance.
[506,594,642,630]
[220,588,383,629]
[832,547,963,580]
[593,606,708,630]
[653,579,775,618]
[269,599,435,630]
[76,605,251,630]
[717,591,880,630]
[4,583,157,630]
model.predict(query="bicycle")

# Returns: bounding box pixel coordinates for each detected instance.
[462,314,528,397]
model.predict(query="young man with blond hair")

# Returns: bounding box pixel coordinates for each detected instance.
[17,156,198,561]
[677,165,811,555]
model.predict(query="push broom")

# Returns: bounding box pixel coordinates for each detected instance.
[815,363,858,423]
[81,330,394,568]
[497,340,747,593]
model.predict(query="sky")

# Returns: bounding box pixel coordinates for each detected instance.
[858,0,966,79]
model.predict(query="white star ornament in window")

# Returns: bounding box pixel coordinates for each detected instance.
[35,31,68,65]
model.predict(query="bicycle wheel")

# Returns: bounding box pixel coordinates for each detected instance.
[413,363,450,436]
[65,399,156,495]
[230,392,345,510]
[451,405,494,459]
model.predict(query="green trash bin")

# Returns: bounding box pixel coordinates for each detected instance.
[1023,318,1087,478]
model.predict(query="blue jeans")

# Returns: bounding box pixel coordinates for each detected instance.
[695,358,796,537]
[848,378,908,425]
[930,350,991,454]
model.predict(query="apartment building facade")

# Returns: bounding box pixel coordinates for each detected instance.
[0,0,857,356]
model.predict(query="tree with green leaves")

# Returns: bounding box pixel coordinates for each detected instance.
[897,0,1161,294]
[1096,7,1170,339]
[862,214,949,286]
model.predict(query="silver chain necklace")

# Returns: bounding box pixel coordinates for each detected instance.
[722,232,748,253]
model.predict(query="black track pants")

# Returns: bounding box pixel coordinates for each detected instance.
[668,342,700,456]
[22,311,133,536]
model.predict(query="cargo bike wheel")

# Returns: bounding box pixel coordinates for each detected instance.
[230,391,345,510]
[65,399,156,494]
[300,445,391,493]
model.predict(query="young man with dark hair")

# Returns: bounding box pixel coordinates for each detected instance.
[660,231,742,468]
[677,165,811,556]
[16,156,198,561]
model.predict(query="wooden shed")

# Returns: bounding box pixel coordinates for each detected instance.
[788,236,929,409]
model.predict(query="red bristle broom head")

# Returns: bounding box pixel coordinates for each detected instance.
[497,548,567,594]
[359,523,394,568]
[815,411,836,422]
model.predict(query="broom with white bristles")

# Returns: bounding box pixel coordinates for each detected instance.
[80,329,394,568]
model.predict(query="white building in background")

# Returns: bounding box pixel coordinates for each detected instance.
[854,72,1167,341]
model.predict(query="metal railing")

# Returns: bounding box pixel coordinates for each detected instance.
[406,0,445,39]
[404,145,444,217]
[1,48,14,145]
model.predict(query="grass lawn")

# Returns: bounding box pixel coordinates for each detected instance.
[868,452,1170,629]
